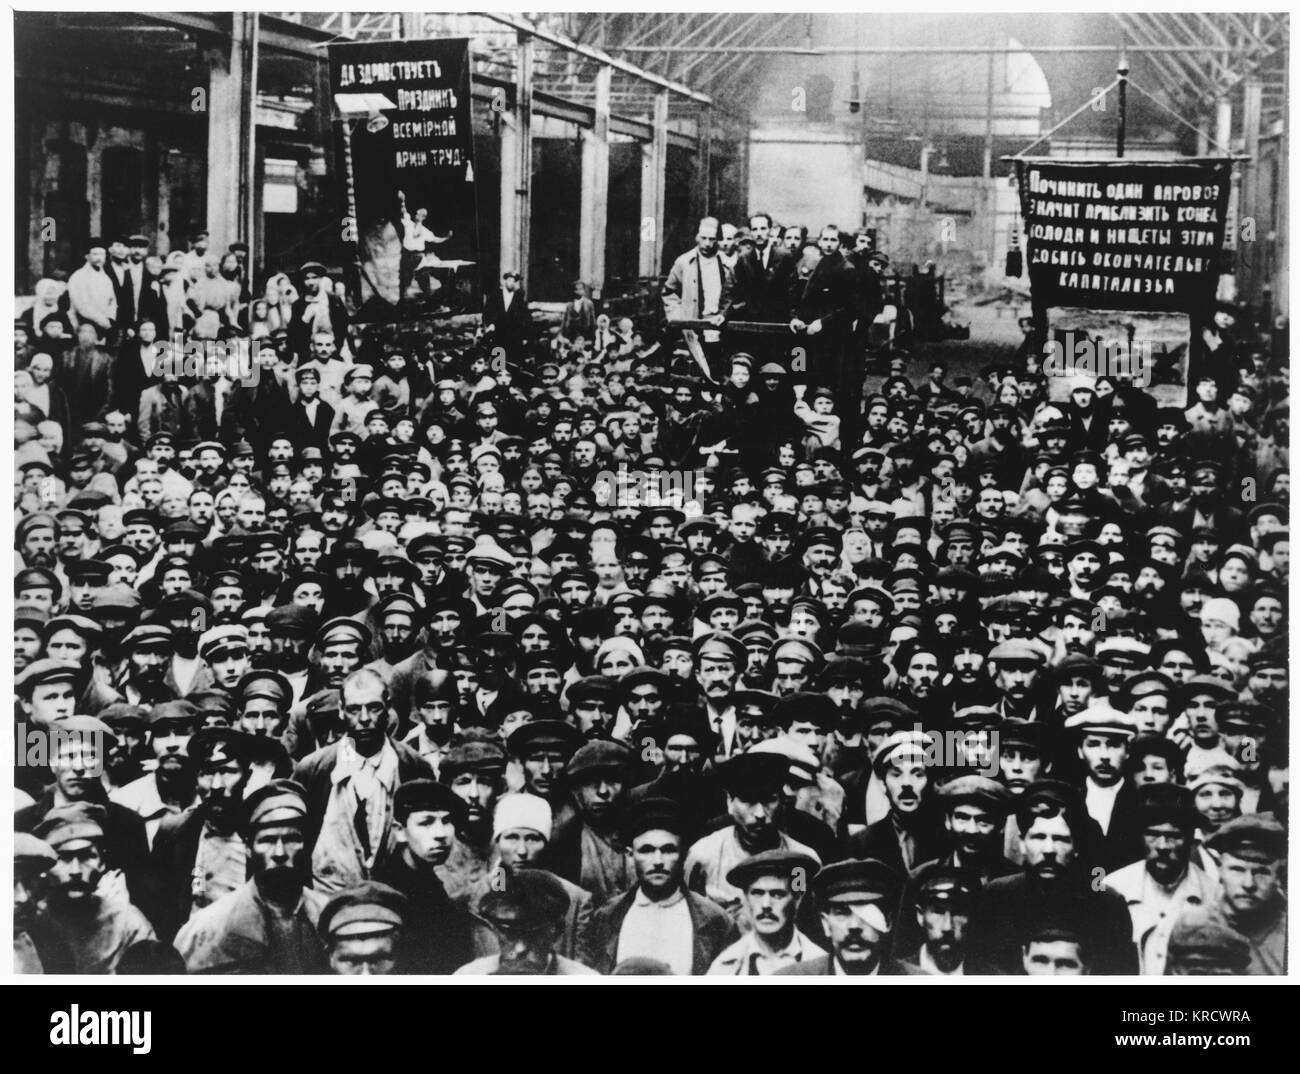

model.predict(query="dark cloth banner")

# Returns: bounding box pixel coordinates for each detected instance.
[328,38,480,322]
[1015,158,1232,314]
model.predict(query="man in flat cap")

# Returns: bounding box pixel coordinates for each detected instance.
[707,850,825,975]
[920,775,1017,884]
[1165,907,1253,975]
[174,779,330,973]
[34,802,156,973]
[685,752,822,919]
[1194,814,1287,974]
[546,740,637,906]
[15,833,77,974]
[693,632,746,758]
[1104,784,1220,975]
[375,779,490,973]
[319,881,409,975]
[294,668,434,893]
[581,797,737,974]
[847,731,944,873]
[18,714,152,904]
[966,780,1137,975]
[775,858,906,976]
[456,866,598,975]
[435,736,508,905]
[111,699,201,847]
[146,727,255,943]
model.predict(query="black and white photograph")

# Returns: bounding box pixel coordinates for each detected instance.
[7,6,1292,1002]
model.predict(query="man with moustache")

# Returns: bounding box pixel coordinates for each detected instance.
[1064,703,1146,872]
[265,604,326,709]
[582,797,737,975]
[34,802,156,973]
[922,775,1018,883]
[708,850,826,975]
[14,834,78,974]
[694,633,745,758]
[116,624,178,707]
[111,700,200,848]
[776,858,907,976]
[1104,783,1220,975]
[174,779,330,973]
[145,727,255,942]
[847,731,944,873]
[987,639,1050,722]
[375,779,490,973]
[966,780,1137,975]
[899,863,983,976]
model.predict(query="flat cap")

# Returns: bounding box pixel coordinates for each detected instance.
[477,867,570,930]
[813,858,902,905]
[1205,814,1286,862]
[241,778,309,833]
[393,779,468,824]
[937,775,1011,814]
[726,849,819,892]
[318,881,408,940]
[34,802,108,848]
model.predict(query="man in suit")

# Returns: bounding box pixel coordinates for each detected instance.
[581,796,737,974]
[285,363,335,454]
[847,731,945,873]
[775,857,908,975]
[662,216,733,380]
[481,269,531,364]
[292,668,435,893]
[789,224,862,434]
[730,211,797,325]
[1064,704,1146,873]
[288,262,349,361]
[146,726,254,943]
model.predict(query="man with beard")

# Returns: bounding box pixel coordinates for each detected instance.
[685,752,821,918]
[320,539,375,620]
[966,780,1137,974]
[145,727,254,942]
[694,633,745,758]
[899,863,983,976]
[1064,703,1145,872]
[174,779,330,973]
[111,700,200,847]
[18,514,60,572]
[620,668,671,741]
[776,858,907,976]
[568,675,622,741]
[847,731,944,873]
[116,624,178,707]
[708,850,826,975]
[98,704,151,791]
[374,779,490,973]
[987,639,1049,722]
[266,604,325,709]
[388,594,474,721]
[234,669,294,746]
[1216,703,1281,816]
[1193,814,1287,974]
[1104,784,1220,975]
[582,796,736,975]
[14,833,77,974]
[789,225,861,401]
[244,532,289,606]
[34,802,156,974]
[156,590,216,698]
[547,740,637,906]
[365,593,422,679]
[889,639,948,723]
[296,669,434,893]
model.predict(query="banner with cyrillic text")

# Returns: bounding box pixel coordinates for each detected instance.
[1014,159,1232,314]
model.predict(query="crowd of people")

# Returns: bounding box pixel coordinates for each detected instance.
[12,209,1289,976]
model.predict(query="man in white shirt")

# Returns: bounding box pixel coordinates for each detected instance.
[582,797,737,974]
[1065,703,1147,872]
[67,240,117,333]
[708,850,825,975]
[1105,783,1220,975]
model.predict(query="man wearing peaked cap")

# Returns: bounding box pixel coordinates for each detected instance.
[146,727,256,943]
[198,624,252,692]
[1200,814,1286,975]
[1103,783,1218,976]
[1064,702,1146,873]
[319,881,409,975]
[14,832,77,974]
[683,751,821,919]
[775,858,907,976]
[692,631,746,757]
[455,866,598,975]
[708,850,826,975]
[848,730,944,874]
[581,794,738,975]
[234,669,293,739]
[314,616,372,691]
[1166,906,1252,975]
[174,777,330,973]
[31,801,157,974]
[896,861,984,976]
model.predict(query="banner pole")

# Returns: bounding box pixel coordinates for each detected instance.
[1116,44,1129,159]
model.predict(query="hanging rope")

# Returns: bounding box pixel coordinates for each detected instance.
[1126,78,1236,156]
[1011,77,1121,158]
